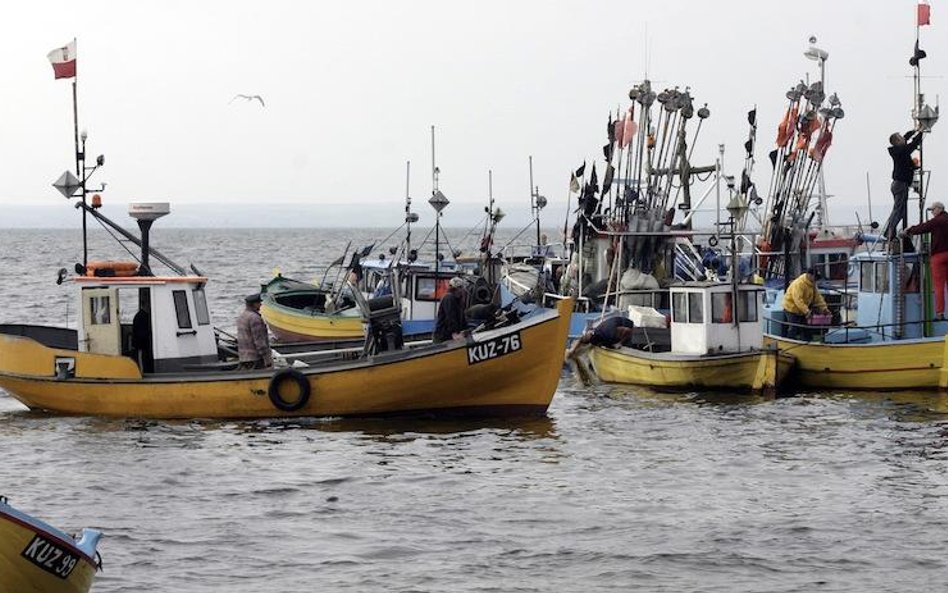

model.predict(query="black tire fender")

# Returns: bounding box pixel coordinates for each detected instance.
[268,368,311,412]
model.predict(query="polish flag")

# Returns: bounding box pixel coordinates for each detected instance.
[918,1,931,26]
[47,39,77,79]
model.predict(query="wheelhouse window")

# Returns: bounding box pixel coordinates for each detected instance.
[415,276,451,302]
[90,295,111,325]
[673,292,704,323]
[172,290,193,329]
[688,293,704,324]
[711,293,733,324]
[874,262,889,294]
[738,291,758,323]
[192,287,210,326]
[860,262,873,293]
[672,292,687,323]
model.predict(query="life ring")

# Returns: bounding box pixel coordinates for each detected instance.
[85,261,139,277]
[267,368,311,412]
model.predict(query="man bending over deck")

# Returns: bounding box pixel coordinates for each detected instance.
[566,316,636,360]
[782,267,830,340]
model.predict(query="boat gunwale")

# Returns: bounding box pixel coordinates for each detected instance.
[764,333,948,348]
[598,345,793,364]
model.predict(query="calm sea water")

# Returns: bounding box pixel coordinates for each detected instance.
[3,227,948,592]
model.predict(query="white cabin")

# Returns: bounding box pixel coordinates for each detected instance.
[76,275,219,373]
[669,283,764,355]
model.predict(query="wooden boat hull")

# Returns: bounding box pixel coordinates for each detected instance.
[590,346,795,392]
[764,335,948,390]
[0,501,99,593]
[260,300,364,342]
[0,300,572,419]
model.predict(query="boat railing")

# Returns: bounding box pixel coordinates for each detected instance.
[770,315,941,343]
[541,290,668,313]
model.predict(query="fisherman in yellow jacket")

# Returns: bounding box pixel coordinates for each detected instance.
[782,266,830,340]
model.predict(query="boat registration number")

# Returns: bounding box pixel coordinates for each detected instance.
[467,332,522,365]
[20,535,81,579]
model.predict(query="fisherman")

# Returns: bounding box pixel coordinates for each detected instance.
[782,266,830,340]
[131,298,153,373]
[883,126,924,241]
[901,201,948,320]
[565,315,636,360]
[237,293,273,369]
[433,276,468,343]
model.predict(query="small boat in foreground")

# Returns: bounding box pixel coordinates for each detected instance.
[587,282,795,393]
[0,496,102,593]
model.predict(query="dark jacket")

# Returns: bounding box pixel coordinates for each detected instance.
[589,316,635,347]
[433,289,466,343]
[907,212,948,254]
[889,130,922,183]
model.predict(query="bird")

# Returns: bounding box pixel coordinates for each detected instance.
[229,94,265,107]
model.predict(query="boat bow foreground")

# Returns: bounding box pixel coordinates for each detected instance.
[0,496,102,593]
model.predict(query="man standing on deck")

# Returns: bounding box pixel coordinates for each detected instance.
[782,267,830,340]
[883,126,924,241]
[433,277,468,343]
[902,201,948,320]
[237,293,273,369]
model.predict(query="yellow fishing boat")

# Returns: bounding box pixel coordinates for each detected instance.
[763,334,947,390]
[0,203,572,419]
[0,496,102,593]
[584,283,795,393]
[591,344,794,392]
[763,251,948,391]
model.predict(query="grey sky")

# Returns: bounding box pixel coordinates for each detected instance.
[0,0,944,229]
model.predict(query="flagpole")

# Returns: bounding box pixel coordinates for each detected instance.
[432,126,439,280]
[915,13,924,227]
[71,45,88,268]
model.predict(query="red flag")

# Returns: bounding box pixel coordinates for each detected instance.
[621,115,637,148]
[918,1,931,26]
[47,39,77,79]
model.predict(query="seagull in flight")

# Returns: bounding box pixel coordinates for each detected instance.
[230,94,265,107]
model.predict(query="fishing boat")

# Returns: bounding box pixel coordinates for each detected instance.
[260,135,506,345]
[586,281,794,393]
[0,496,102,593]
[261,256,494,345]
[765,250,948,390]
[762,30,947,391]
[0,198,573,418]
[260,274,363,343]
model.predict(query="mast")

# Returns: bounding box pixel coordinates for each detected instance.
[427,126,450,277]
[528,156,546,251]
[912,6,938,223]
[404,160,412,257]
[66,40,89,268]
[433,127,439,278]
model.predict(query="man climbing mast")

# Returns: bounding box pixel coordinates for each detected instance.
[882,126,923,243]
[884,2,939,244]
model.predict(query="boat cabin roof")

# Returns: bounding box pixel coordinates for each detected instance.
[361,258,430,272]
[73,276,208,286]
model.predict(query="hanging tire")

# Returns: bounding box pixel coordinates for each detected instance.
[268,368,311,412]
